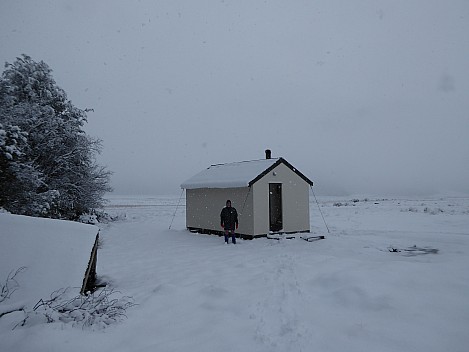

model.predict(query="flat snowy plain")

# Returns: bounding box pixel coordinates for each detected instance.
[1,194,469,352]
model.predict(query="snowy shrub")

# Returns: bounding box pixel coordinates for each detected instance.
[333,202,345,207]
[402,207,419,213]
[19,287,135,330]
[78,210,123,224]
[2,268,134,330]
[423,207,444,215]
[78,213,99,225]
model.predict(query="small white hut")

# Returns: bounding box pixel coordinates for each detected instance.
[181,150,314,239]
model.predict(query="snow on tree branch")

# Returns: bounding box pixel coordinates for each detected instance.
[0,54,112,219]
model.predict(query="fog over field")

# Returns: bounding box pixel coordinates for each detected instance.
[1,1,468,196]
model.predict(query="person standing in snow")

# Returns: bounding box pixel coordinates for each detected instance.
[220,200,238,244]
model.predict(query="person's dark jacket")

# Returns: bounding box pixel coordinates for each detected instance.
[220,206,238,231]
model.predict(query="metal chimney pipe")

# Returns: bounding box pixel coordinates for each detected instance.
[265,149,272,159]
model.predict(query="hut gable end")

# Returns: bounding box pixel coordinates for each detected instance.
[248,158,314,187]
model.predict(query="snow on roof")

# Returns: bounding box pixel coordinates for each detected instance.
[0,213,98,308]
[181,158,280,189]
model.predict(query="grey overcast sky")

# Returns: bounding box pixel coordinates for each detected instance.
[1,0,468,196]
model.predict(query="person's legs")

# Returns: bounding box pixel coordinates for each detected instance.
[224,229,236,244]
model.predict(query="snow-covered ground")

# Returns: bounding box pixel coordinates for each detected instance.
[1,194,469,352]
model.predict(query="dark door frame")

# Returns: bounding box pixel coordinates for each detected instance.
[269,183,283,232]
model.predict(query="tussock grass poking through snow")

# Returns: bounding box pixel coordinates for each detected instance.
[18,287,136,330]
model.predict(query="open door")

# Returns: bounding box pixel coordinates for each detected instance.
[269,183,283,232]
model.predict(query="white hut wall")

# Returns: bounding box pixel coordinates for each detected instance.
[185,187,254,234]
[252,163,310,234]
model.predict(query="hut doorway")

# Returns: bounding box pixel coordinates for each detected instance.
[269,183,283,232]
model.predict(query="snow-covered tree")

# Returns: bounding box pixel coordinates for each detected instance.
[0,55,112,219]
